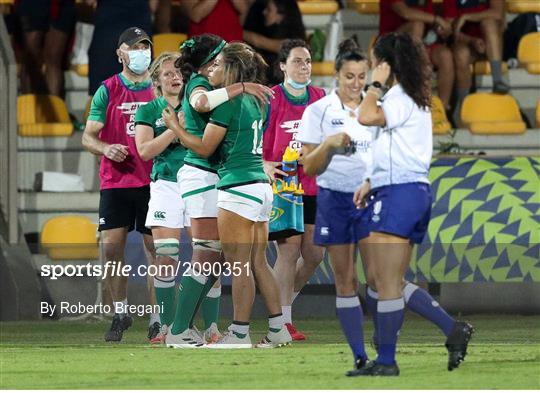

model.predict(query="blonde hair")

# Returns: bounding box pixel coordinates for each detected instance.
[221,42,268,87]
[149,51,180,97]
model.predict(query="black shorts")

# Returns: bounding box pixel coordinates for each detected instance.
[303,195,317,225]
[98,186,151,235]
[268,195,318,241]
[17,0,76,33]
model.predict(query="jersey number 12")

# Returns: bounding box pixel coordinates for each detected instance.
[251,120,263,155]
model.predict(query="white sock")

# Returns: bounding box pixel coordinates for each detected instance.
[292,291,300,303]
[149,312,160,326]
[230,322,249,336]
[282,306,292,324]
[114,298,128,316]
[269,314,284,332]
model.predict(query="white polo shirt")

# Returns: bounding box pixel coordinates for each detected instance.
[370,84,432,188]
[296,90,372,193]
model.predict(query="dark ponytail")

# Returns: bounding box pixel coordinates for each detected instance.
[175,34,224,98]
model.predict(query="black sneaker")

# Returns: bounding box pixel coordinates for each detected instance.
[347,360,400,377]
[445,321,475,371]
[346,357,368,377]
[104,313,133,342]
[147,321,161,341]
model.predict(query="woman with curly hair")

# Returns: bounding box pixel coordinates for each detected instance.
[351,32,474,376]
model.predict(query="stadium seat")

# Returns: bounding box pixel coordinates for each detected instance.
[506,0,540,13]
[70,63,88,77]
[352,0,379,14]
[17,94,74,137]
[41,216,99,260]
[517,32,540,74]
[153,33,188,58]
[461,93,526,134]
[311,61,335,76]
[298,0,339,15]
[431,95,451,135]
[471,61,508,75]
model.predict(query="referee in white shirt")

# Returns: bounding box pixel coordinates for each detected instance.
[352,32,474,377]
[297,38,373,376]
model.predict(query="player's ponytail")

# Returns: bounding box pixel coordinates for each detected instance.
[175,34,225,98]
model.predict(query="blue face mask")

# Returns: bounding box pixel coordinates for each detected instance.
[127,49,151,75]
[287,78,311,90]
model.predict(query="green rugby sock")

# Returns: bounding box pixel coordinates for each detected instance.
[154,276,176,326]
[171,275,207,335]
[201,285,221,329]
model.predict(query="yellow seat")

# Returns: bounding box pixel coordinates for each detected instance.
[70,63,88,77]
[352,0,379,14]
[153,33,187,58]
[461,93,526,134]
[431,95,451,135]
[41,216,99,260]
[507,0,540,13]
[518,32,540,74]
[17,94,73,137]
[298,0,339,14]
[471,61,508,75]
[311,61,335,76]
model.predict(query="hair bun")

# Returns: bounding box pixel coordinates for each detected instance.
[337,36,360,54]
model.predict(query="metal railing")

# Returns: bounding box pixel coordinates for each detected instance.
[0,17,18,244]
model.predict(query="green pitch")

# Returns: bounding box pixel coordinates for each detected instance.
[1,314,539,389]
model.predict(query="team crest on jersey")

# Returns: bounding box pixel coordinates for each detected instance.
[156,118,165,128]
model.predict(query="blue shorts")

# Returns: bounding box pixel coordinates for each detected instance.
[356,182,432,244]
[314,187,361,245]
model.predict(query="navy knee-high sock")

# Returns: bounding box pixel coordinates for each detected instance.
[336,295,368,362]
[366,287,379,344]
[403,282,455,336]
[377,298,405,366]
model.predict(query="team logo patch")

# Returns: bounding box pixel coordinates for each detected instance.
[320,227,329,236]
[99,217,105,225]
[331,118,344,126]
[372,201,382,223]
[154,211,166,220]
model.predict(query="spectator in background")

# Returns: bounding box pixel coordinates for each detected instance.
[180,0,246,42]
[442,0,508,122]
[87,0,153,96]
[244,0,306,86]
[379,0,454,112]
[16,0,76,96]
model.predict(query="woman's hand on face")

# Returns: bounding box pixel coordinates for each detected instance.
[243,82,275,105]
[372,61,391,86]
[353,180,371,209]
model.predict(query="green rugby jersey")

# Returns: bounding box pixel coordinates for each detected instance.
[182,73,221,172]
[134,96,187,182]
[209,94,268,189]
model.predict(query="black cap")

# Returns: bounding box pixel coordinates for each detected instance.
[117,27,152,48]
